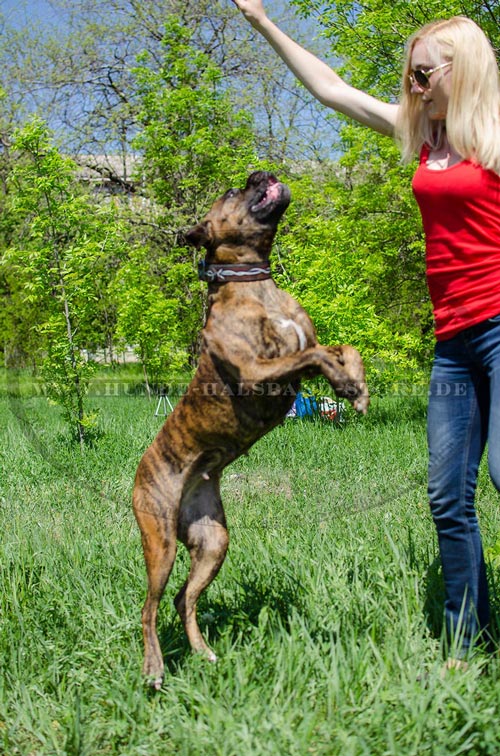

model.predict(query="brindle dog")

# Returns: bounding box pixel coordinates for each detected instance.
[133,171,369,688]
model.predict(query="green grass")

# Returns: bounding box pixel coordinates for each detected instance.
[1,386,500,755]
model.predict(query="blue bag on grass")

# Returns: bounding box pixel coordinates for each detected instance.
[292,390,318,418]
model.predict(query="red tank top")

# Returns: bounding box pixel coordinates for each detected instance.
[412,145,500,340]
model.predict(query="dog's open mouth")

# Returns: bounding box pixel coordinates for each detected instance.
[247,173,291,220]
[251,179,282,212]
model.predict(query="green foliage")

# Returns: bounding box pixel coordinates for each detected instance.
[111,244,195,391]
[133,18,260,217]
[1,119,127,445]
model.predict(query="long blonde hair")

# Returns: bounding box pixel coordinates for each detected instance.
[396,16,500,173]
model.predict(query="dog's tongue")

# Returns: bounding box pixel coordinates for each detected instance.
[253,181,281,211]
[266,181,280,201]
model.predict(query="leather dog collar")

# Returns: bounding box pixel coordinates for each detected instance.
[198,260,272,284]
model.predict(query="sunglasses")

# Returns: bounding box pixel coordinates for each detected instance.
[408,61,452,89]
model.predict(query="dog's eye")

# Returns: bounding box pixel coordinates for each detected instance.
[224,189,239,200]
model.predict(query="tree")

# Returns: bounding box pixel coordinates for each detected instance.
[108,16,264,387]
[111,244,193,396]
[2,119,127,445]
[0,0,335,164]
[133,18,261,217]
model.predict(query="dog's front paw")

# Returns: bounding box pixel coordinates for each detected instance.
[323,345,369,414]
[332,381,369,414]
[350,388,369,415]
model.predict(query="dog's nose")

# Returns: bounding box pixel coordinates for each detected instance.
[246,171,277,188]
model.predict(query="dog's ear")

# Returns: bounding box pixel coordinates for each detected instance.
[184,221,213,250]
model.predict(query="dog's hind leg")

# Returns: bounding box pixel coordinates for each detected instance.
[175,476,229,661]
[133,469,180,689]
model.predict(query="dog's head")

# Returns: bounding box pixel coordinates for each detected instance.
[184,171,290,263]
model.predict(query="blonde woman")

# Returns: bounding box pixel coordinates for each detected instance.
[232,0,500,666]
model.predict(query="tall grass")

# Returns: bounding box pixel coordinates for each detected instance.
[1,385,499,755]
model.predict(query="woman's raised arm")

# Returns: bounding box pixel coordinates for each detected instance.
[231,0,398,136]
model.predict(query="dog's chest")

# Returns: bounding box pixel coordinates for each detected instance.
[208,288,315,358]
[265,316,308,354]
[245,309,311,359]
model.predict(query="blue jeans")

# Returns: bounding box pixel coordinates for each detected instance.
[428,314,500,657]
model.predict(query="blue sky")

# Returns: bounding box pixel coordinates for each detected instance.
[1,0,64,27]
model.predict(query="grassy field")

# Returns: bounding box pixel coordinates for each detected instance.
[1,374,500,755]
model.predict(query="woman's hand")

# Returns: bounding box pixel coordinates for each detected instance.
[231,0,267,27]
